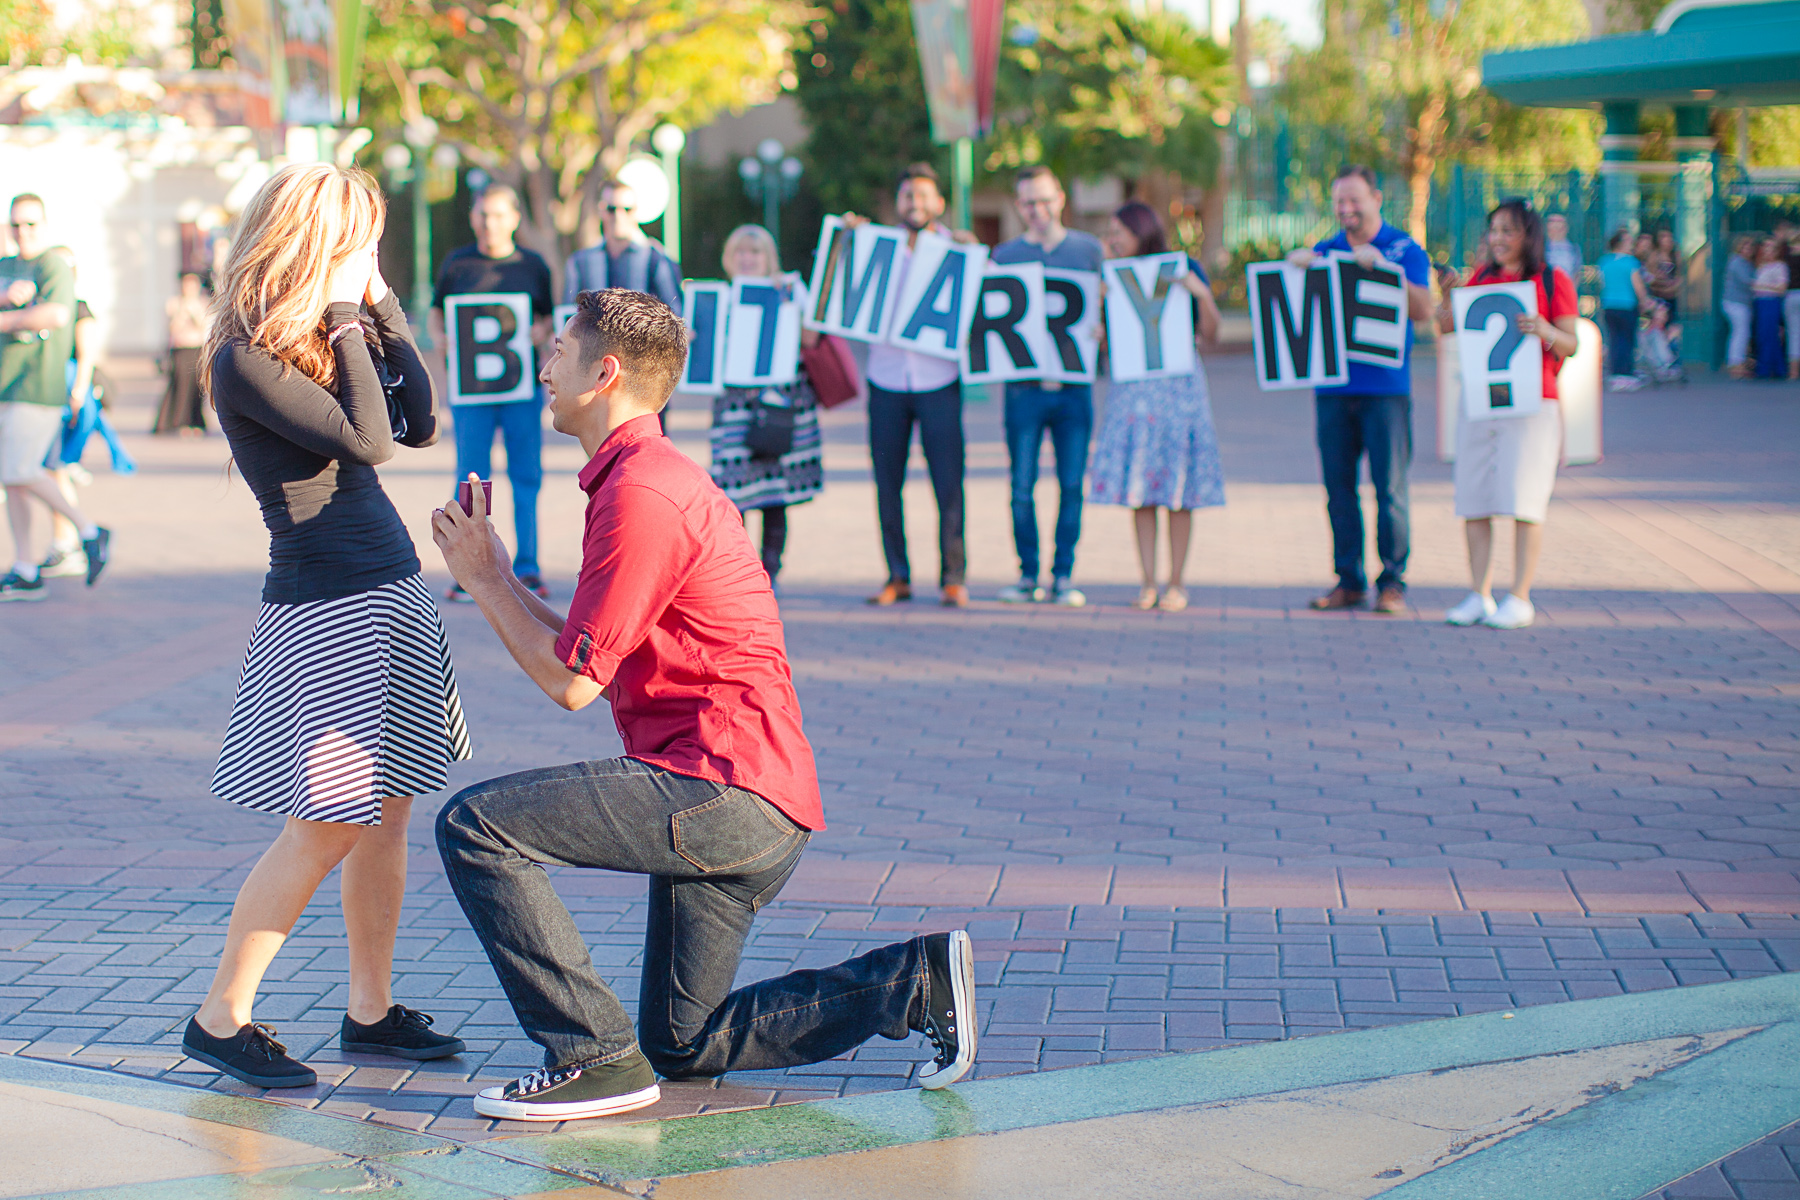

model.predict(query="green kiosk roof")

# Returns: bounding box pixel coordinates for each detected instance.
[1483,0,1800,108]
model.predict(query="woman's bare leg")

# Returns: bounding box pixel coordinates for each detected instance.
[1465,518,1495,597]
[1512,520,1543,602]
[1167,509,1194,589]
[1132,507,1158,585]
[341,796,413,1024]
[195,816,365,1036]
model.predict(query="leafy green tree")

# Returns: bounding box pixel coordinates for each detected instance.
[791,0,940,217]
[362,0,808,264]
[1282,0,1594,241]
[987,0,1232,189]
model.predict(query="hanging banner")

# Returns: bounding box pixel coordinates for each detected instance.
[909,0,979,143]
[1247,261,1348,390]
[680,281,729,395]
[1042,268,1102,383]
[1103,253,1195,382]
[277,0,336,124]
[445,293,535,406]
[887,229,989,361]
[1453,281,1543,421]
[805,216,906,341]
[724,277,804,387]
[1332,254,1408,368]
[220,0,277,128]
[963,263,1053,383]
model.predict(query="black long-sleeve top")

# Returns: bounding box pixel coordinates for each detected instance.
[212,291,439,604]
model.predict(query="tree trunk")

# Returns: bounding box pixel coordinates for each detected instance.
[1406,91,1447,245]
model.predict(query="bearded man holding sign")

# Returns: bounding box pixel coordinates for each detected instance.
[1286,166,1432,616]
[1435,200,1578,631]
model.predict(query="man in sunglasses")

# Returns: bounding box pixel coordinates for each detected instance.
[563,180,682,312]
[0,194,109,601]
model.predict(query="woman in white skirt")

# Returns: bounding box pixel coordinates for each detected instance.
[707,224,823,591]
[182,164,472,1088]
[1437,199,1579,631]
[1087,201,1225,612]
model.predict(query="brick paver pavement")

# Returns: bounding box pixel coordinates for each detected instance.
[0,349,1795,1158]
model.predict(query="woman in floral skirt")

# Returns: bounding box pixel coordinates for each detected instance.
[707,225,823,592]
[1086,202,1226,612]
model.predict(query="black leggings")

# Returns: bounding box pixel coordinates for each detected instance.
[743,505,787,577]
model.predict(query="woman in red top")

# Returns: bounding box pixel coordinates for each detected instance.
[1436,200,1579,630]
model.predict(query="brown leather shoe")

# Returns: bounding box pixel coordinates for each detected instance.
[940,584,970,608]
[867,582,912,606]
[1373,586,1407,614]
[1308,586,1366,611]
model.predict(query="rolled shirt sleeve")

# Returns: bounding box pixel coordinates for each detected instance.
[554,483,702,686]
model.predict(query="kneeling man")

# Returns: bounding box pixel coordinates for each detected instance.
[431,288,976,1121]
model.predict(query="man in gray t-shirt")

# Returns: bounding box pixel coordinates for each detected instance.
[988,166,1104,607]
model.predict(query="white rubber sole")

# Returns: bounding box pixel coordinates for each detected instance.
[472,1081,661,1121]
[919,929,977,1090]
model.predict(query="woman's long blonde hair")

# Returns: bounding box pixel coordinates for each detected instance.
[202,163,386,398]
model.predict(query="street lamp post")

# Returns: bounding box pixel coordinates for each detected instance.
[738,137,803,249]
[402,118,439,324]
[652,123,686,263]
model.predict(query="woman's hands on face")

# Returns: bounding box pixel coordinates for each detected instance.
[326,239,379,307]
[365,245,389,306]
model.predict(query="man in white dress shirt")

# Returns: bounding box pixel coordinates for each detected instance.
[856,164,972,608]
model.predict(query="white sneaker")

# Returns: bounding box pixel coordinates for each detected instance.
[1050,578,1086,607]
[1445,591,1496,626]
[997,579,1044,603]
[1483,594,1536,629]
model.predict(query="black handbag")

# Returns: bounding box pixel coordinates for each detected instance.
[743,388,796,459]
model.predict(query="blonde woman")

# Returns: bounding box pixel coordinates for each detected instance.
[707,224,823,591]
[183,164,471,1088]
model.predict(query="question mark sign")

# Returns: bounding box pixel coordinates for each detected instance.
[1463,293,1528,409]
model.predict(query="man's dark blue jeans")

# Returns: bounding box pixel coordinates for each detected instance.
[437,757,929,1076]
[1004,383,1093,581]
[1314,392,1412,594]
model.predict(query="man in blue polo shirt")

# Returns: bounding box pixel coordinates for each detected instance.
[1286,165,1432,614]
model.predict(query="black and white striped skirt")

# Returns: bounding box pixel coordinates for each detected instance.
[211,574,473,826]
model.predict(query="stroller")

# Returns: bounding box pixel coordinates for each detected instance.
[1636,302,1686,385]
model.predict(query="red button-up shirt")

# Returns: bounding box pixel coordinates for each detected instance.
[553,414,824,830]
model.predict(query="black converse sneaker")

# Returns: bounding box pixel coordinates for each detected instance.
[181,1017,317,1088]
[340,1004,465,1060]
[473,1052,661,1122]
[916,929,977,1089]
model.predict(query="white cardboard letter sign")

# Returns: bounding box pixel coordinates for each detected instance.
[1333,254,1407,368]
[804,216,905,341]
[724,277,803,387]
[445,292,535,405]
[679,281,729,395]
[888,230,989,360]
[1453,281,1543,421]
[1042,268,1102,383]
[962,263,1054,383]
[1103,253,1194,382]
[1247,262,1348,390]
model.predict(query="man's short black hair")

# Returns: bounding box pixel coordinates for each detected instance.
[567,288,688,410]
[1332,164,1380,191]
[1014,165,1060,192]
[897,162,942,194]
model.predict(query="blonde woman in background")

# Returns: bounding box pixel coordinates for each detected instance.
[183,163,470,1089]
[707,224,823,593]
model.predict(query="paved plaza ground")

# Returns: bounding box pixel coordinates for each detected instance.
[0,348,1796,1197]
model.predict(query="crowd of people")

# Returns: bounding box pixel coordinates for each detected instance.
[1721,223,1800,381]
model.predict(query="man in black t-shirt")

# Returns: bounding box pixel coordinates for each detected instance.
[430,185,555,600]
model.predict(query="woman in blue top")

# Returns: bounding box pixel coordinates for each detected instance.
[1086,201,1224,613]
[1597,231,1650,390]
